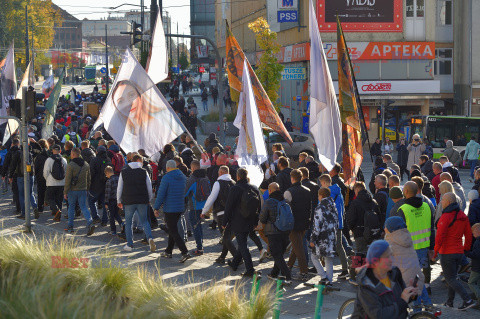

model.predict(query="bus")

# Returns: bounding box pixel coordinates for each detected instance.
[409,115,480,160]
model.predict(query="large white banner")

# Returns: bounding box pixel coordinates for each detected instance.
[0,45,17,123]
[93,48,184,156]
[146,11,169,84]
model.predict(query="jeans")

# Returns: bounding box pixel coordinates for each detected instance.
[232,231,254,274]
[67,190,92,229]
[267,233,291,280]
[107,202,123,233]
[303,228,311,267]
[189,210,203,250]
[88,191,106,223]
[46,186,64,213]
[165,212,188,255]
[468,271,480,301]
[440,253,472,302]
[413,286,433,308]
[202,100,208,111]
[17,176,37,216]
[470,160,478,179]
[311,254,334,282]
[124,204,152,248]
[336,230,348,271]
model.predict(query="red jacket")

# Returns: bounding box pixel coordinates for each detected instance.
[431,174,441,203]
[434,204,472,256]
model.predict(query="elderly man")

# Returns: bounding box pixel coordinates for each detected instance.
[393,181,435,296]
[440,172,466,211]
[434,192,474,310]
[154,160,190,263]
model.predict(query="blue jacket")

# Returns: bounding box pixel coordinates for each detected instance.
[0,149,8,166]
[386,197,394,220]
[154,169,187,213]
[329,184,344,229]
[465,237,480,273]
[185,169,209,210]
[464,140,480,161]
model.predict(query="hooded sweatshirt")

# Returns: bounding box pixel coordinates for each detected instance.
[464,139,480,161]
[385,228,425,292]
[443,140,461,166]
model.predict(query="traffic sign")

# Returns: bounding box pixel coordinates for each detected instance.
[100,67,107,74]
[278,10,298,23]
[111,67,117,74]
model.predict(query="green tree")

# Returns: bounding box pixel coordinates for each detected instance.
[248,17,284,110]
[179,51,190,70]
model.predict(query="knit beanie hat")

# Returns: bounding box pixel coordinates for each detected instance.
[385,216,407,233]
[366,240,390,265]
[389,186,403,200]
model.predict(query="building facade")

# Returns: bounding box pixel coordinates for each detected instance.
[52,4,83,50]
[82,19,132,48]
[190,0,216,63]
[216,0,462,142]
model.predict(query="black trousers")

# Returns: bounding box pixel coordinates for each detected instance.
[36,178,47,212]
[217,214,237,259]
[268,233,291,280]
[165,212,188,255]
[45,186,64,213]
[12,178,20,212]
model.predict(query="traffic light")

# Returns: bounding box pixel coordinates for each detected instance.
[377,108,381,118]
[132,22,142,46]
[9,99,21,118]
[26,88,36,121]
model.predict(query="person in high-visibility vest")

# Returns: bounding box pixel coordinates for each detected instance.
[61,127,82,147]
[392,181,435,304]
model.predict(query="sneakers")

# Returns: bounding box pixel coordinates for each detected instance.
[242,271,254,278]
[53,210,61,222]
[64,226,74,233]
[148,238,156,252]
[193,249,204,256]
[296,273,309,282]
[123,245,133,252]
[86,224,95,236]
[267,274,278,281]
[348,279,359,286]
[259,249,268,263]
[443,300,454,308]
[160,252,172,258]
[33,208,39,219]
[338,270,349,279]
[179,253,192,263]
[227,260,238,271]
[458,299,476,311]
[214,257,225,264]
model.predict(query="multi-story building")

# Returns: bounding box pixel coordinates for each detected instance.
[51,4,83,50]
[190,0,216,63]
[82,19,132,48]
[216,0,460,142]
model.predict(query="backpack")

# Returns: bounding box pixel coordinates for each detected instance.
[50,155,65,180]
[240,185,260,218]
[195,177,211,202]
[271,199,294,232]
[363,209,382,244]
[215,180,233,211]
[111,152,125,174]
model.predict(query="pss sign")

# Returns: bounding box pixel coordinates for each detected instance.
[278,10,298,23]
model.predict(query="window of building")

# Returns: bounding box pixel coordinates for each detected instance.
[406,0,425,17]
[438,0,453,25]
[434,48,453,75]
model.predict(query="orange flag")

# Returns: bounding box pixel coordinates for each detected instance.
[225,22,292,145]
[337,17,363,186]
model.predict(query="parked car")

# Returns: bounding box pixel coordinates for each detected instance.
[265,131,317,159]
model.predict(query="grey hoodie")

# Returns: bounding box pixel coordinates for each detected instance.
[443,140,461,166]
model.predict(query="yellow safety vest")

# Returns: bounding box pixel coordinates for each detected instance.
[400,202,431,250]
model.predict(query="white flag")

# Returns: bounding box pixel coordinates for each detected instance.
[42,74,55,99]
[93,48,184,156]
[146,11,169,84]
[0,44,17,123]
[308,0,342,172]
[2,61,35,144]
[233,60,268,188]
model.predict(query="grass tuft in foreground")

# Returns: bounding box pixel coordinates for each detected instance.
[0,235,273,318]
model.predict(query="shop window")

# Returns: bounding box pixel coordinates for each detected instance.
[409,60,433,79]
[406,0,425,17]
[380,61,407,80]
[438,0,453,25]
[434,49,453,75]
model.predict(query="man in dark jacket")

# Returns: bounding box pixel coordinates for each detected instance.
[300,167,320,221]
[373,174,389,226]
[397,137,409,181]
[80,140,95,164]
[2,138,21,214]
[330,163,347,200]
[34,140,50,213]
[346,182,380,255]
[419,155,435,181]
[275,156,293,193]
[224,168,261,277]
[284,169,312,281]
[206,133,224,155]
[259,182,292,282]
[370,138,382,157]
[180,144,195,168]
[305,156,320,181]
[88,145,111,225]
[9,139,39,219]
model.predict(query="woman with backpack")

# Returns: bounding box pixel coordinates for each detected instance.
[310,187,339,285]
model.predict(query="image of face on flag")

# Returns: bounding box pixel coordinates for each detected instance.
[0,45,17,116]
[42,75,55,99]
[94,48,184,156]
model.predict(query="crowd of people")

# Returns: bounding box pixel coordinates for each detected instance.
[1,84,480,316]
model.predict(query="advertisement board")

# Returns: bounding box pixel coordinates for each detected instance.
[317,0,403,32]
[281,67,306,80]
[333,80,440,95]
[323,42,435,60]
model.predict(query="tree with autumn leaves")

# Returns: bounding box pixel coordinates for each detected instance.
[1,0,62,74]
[248,17,284,110]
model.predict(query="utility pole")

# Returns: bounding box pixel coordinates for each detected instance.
[150,0,158,35]
[381,100,385,146]
[140,0,144,40]
[31,23,34,71]
[105,24,109,94]
[159,0,162,17]
[177,22,179,68]
[25,5,29,66]
[21,86,31,232]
